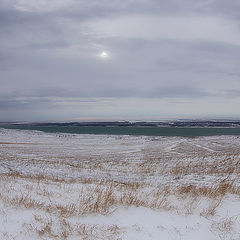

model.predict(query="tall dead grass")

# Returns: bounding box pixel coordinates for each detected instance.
[24,214,122,240]
[1,171,239,220]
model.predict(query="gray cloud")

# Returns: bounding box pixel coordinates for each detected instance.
[29,40,69,49]
[0,0,240,120]
[220,89,240,98]
[0,98,51,110]
[0,83,212,110]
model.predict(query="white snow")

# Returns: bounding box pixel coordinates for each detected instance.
[0,128,240,239]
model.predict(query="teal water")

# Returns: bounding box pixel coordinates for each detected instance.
[1,124,240,137]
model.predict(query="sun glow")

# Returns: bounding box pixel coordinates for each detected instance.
[100,51,109,58]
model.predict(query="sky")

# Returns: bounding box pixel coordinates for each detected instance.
[1,0,240,121]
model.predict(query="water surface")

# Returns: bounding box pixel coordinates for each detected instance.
[1,124,240,136]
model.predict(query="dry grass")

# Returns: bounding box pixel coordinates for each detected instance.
[178,178,240,198]
[200,199,223,217]
[210,216,238,240]
[1,172,239,221]
[24,214,123,240]
[1,133,240,239]
[0,177,171,217]
[76,224,122,240]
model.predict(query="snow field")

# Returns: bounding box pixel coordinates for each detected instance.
[0,128,240,239]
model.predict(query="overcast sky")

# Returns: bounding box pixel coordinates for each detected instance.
[1,0,240,121]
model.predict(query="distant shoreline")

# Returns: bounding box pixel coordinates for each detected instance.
[1,120,240,127]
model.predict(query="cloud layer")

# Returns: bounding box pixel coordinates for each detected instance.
[1,0,240,121]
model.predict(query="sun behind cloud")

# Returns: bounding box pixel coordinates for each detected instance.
[100,51,109,58]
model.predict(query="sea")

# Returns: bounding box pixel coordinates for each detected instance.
[1,121,240,137]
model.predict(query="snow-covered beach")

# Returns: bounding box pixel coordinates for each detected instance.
[1,128,240,239]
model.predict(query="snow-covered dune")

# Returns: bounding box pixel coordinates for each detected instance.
[1,128,240,239]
